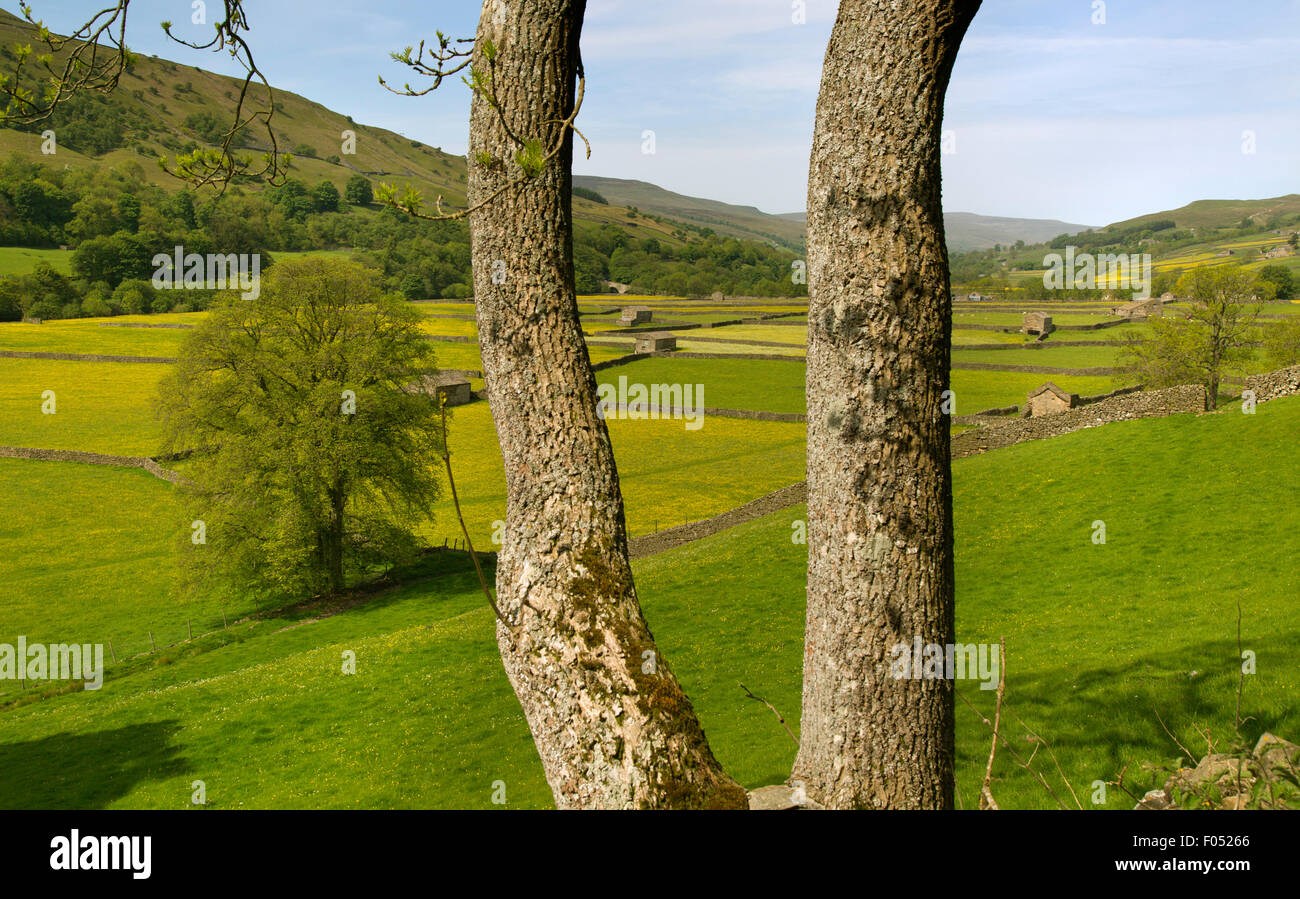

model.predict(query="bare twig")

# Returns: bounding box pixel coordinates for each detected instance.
[439,399,512,628]
[1107,762,1140,801]
[1153,705,1196,761]
[2,1,287,190]
[1010,708,1083,809]
[739,682,798,747]
[379,31,590,222]
[957,689,1070,810]
[979,636,1006,809]
[1235,600,1244,732]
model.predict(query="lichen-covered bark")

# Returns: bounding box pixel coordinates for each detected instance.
[466,0,745,809]
[793,0,980,809]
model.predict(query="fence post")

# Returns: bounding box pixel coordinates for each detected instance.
[187,620,192,641]
[148,631,155,651]
[108,640,116,663]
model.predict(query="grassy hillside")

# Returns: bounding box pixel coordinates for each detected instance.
[0,8,706,255]
[941,211,1098,252]
[1112,194,1300,233]
[951,192,1300,292]
[3,392,1296,808]
[574,175,806,251]
[779,209,1098,254]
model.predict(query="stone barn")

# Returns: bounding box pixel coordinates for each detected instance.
[418,372,473,407]
[635,332,677,353]
[1022,312,1054,336]
[1112,297,1163,320]
[1025,382,1079,417]
[619,306,652,326]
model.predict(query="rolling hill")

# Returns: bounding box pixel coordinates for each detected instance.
[0,7,1099,260]
[774,210,1096,253]
[574,176,807,250]
[0,8,692,252]
[1108,194,1300,234]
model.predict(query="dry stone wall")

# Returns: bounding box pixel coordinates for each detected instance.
[1243,364,1300,403]
[0,446,186,484]
[952,360,1118,376]
[628,482,807,559]
[951,383,1207,459]
[0,350,176,364]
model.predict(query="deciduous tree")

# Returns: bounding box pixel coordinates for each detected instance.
[1120,264,1262,410]
[158,257,444,602]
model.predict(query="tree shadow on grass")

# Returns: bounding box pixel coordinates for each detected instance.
[0,720,189,809]
[956,631,1300,807]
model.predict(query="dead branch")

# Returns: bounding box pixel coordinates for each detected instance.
[740,682,798,746]
[979,636,1006,809]
[439,399,512,628]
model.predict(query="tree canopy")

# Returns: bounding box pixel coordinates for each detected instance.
[158,256,446,603]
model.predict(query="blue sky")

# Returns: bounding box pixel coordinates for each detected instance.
[15,0,1300,226]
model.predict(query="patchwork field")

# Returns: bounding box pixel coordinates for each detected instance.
[597,356,805,414]
[674,339,805,356]
[4,288,1296,812]
[952,344,1126,370]
[954,311,1125,327]
[0,320,189,356]
[0,358,166,455]
[950,370,1118,414]
[427,398,806,547]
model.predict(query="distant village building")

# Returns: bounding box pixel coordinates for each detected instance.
[1215,250,1234,258]
[1160,292,1176,304]
[635,332,677,353]
[1112,297,1163,320]
[1261,244,1295,260]
[1025,382,1080,417]
[1022,312,1054,336]
[711,291,726,302]
[604,280,632,295]
[619,307,653,326]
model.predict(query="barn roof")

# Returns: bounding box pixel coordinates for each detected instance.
[1028,381,1074,402]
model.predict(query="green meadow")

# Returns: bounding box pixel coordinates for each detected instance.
[0,358,166,455]
[0,320,188,356]
[3,395,1296,808]
[952,344,1125,370]
[950,370,1118,413]
[2,292,1297,810]
[424,399,806,547]
[0,247,73,277]
[597,356,805,414]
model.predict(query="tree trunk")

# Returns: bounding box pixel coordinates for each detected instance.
[466,0,745,809]
[794,0,980,809]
